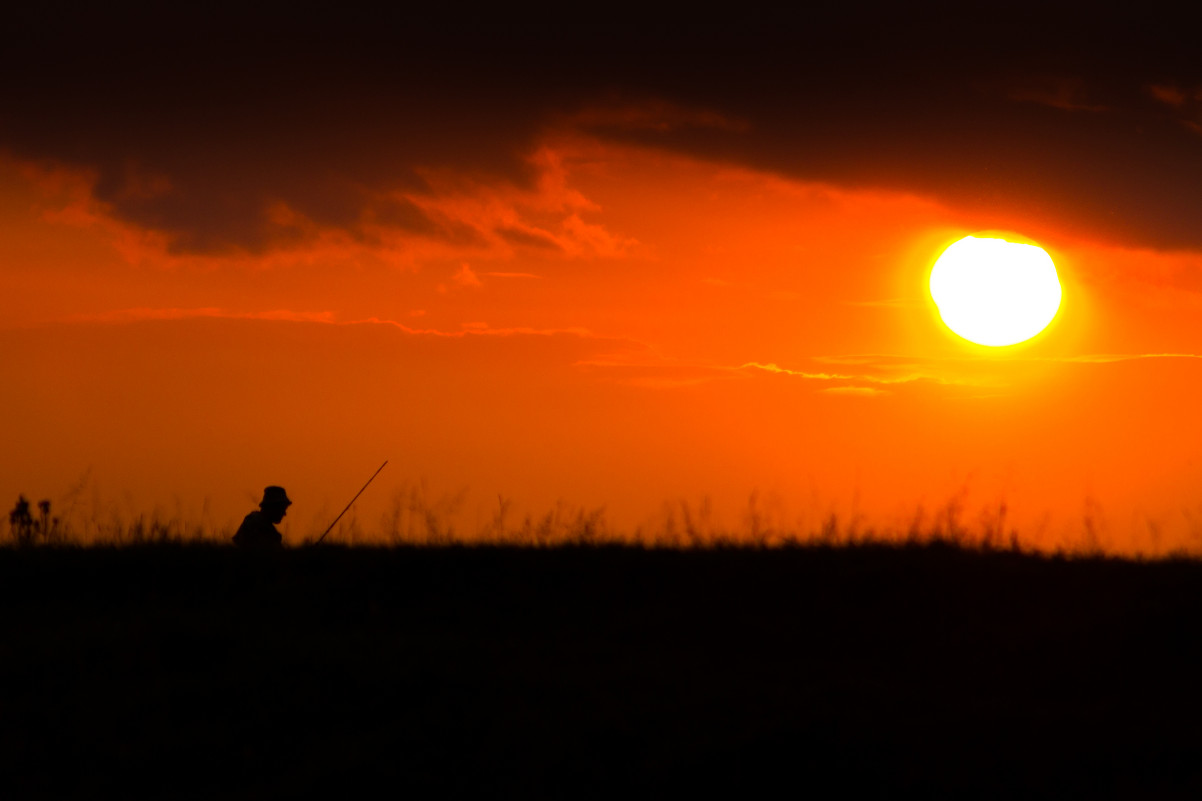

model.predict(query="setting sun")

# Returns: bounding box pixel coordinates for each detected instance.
[929,235,1062,347]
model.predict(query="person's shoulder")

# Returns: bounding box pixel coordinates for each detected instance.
[235,510,270,539]
[234,510,282,546]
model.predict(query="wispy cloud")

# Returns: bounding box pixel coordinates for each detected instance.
[1039,353,1202,363]
[411,146,639,261]
[818,352,1202,367]
[578,354,970,393]
[439,265,540,292]
[63,306,609,341]
[73,307,339,324]
[738,361,950,386]
[80,307,1192,393]
[821,386,887,397]
[451,263,482,288]
[738,362,849,380]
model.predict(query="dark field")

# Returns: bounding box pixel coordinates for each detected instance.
[2,543,1200,799]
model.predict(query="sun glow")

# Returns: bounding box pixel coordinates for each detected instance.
[929,235,1062,347]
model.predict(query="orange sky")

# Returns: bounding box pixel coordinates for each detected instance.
[3,9,1202,552]
[4,132,1202,553]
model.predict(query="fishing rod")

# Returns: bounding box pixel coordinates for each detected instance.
[316,460,388,544]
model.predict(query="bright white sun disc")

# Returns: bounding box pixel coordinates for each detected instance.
[929,235,1061,347]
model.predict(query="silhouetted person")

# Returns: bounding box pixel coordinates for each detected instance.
[233,486,290,548]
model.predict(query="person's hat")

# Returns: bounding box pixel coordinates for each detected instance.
[260,486,292,508]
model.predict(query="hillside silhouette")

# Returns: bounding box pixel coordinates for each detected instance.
[1,542,1199,798]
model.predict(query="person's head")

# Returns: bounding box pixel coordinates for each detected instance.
[259,486,292,524]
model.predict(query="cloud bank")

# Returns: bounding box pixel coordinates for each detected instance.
[4,5,1202,256]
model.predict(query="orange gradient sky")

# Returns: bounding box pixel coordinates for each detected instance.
[3,7,1202,551]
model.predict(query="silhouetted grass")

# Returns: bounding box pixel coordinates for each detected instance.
[1,539,1200,798]
[7,490,1178,558]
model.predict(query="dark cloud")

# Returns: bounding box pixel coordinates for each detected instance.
[4,3,1202,253]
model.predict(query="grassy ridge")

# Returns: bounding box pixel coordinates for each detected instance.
[1,543,1200,798]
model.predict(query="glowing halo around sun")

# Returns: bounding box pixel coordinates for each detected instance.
[928,235,1062,347]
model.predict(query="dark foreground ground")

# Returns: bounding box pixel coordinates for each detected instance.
[1,543,1200,799]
